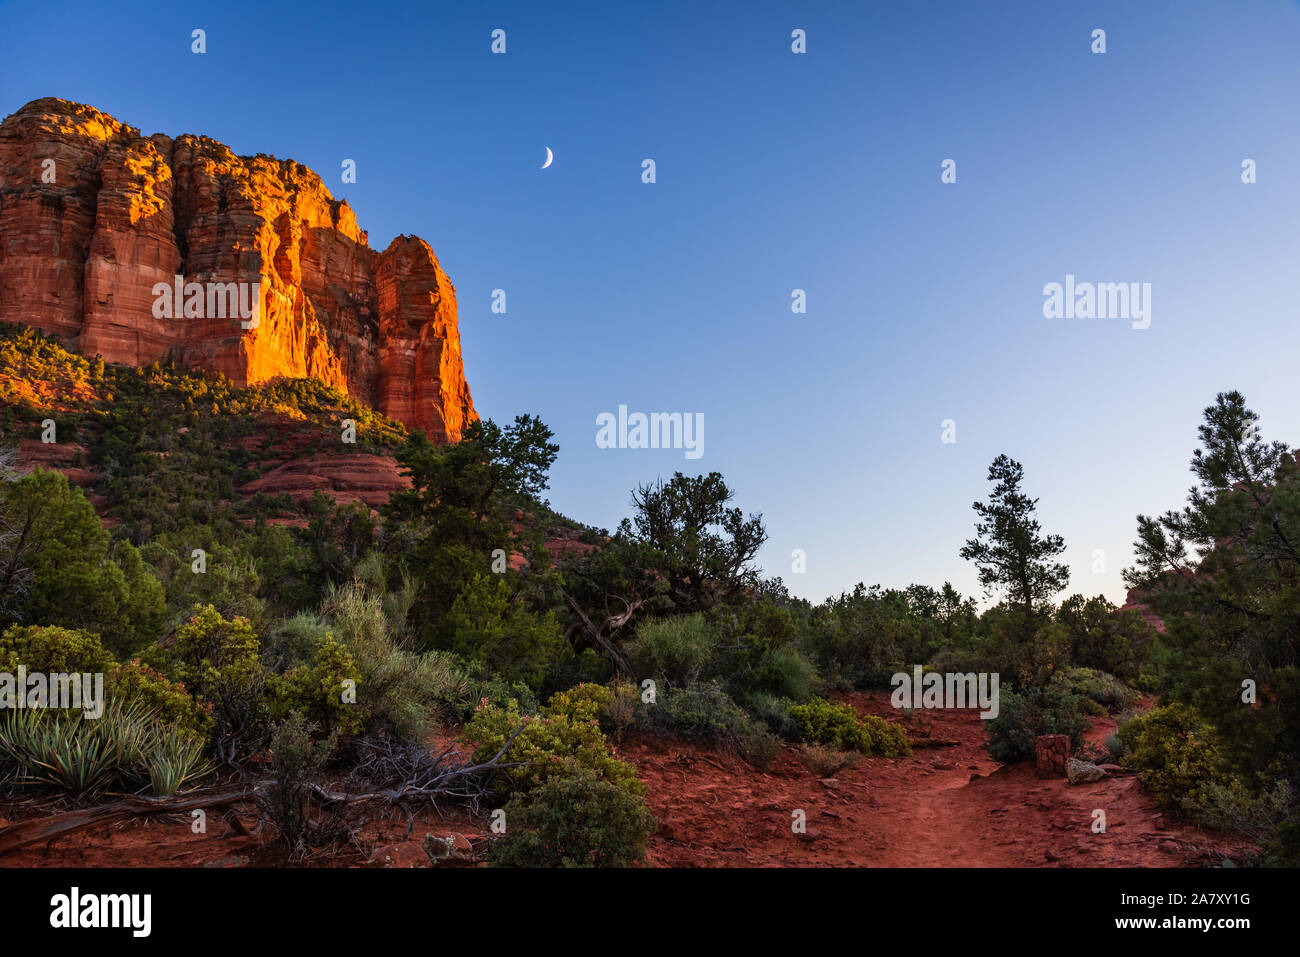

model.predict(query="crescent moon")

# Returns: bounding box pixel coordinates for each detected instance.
[541,146,553,169]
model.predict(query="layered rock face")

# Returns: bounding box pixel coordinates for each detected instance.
[0,98,475,441]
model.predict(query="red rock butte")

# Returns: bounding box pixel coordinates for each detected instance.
[0,97,476,442]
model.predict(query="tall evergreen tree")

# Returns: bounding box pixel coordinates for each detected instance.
[1124,391,1299,852]
[960,454,1069,617]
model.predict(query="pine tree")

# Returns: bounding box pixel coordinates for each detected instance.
[960,454,1069,618]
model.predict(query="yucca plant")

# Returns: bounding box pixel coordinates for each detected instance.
[31,725,117,796]
[0,700,184,797]
[94,700,162,783]
[0,706,47,780]
[0,709,115,796]
[147,727,213,796]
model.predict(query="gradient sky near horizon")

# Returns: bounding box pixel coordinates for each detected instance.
[3,0,1299,608]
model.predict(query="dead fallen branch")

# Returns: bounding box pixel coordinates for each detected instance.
[0,726,528,857]
[0,786,254,855]
[310,725,528,808]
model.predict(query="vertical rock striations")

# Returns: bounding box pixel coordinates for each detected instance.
[376,235,474,443]
[0,97,475,441]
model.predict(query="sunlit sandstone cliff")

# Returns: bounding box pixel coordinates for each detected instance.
[0,98,475,441]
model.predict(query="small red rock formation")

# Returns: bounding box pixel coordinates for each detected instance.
[1121,588,1166,633]
[1035,734,1071,778]
[238,452,411,510]
[0,98,475,441]
[16,437,94,486]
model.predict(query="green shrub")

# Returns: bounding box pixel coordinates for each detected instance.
[1056,595,1157,684]
[789,697,911,757]
[967,610,1071,689]
[543,683,614,726]
[0,624,117,675]
[322,584,470,740]
[735,720,783,771]
[108,541,168,656]
[803,583,931,689]
[541,682,642,740]
[1134,666,1162,695]
[986,686,1083,763]
[745,646,816,702]
[551,647,616,695]
[641,682,746,743]
[0,470,164,653]
[139,538,266,630]
[742,692,799,740]
[462,671,539,719]
[790,696,863,748]
[1051,667,1138,714]
[463,699,643,798]
[1118,703,1227,807]
[264,612,334,670]
[1192,778,1294,851]
[107,659,213,741]
[268,636,364,737]
[158,605,266,758]
[488,773,657,868]
[259,713,338,857]
[443,573,570,690]
[1104,731,1126,763]
[639,684,802,769]
[985,685,1089,763]
[625,614,717,686]
[602,682,642,741]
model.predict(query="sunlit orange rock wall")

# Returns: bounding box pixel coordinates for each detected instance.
[377,235,475,444]
[0,98,475,442]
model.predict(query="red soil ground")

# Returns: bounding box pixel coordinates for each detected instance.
[622,692,1252,867]
[0,692,1252,868]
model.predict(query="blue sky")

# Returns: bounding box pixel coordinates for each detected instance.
[3,0,1299,607]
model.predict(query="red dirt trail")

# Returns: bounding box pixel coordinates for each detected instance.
[0,692,1252,868]
[619,693,1252,868]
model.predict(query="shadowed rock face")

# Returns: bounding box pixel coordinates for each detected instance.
[0,97,475,442]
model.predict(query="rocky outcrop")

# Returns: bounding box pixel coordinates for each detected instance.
[16,437,95,487]
[0,98,475,441]
[237,452,411,509]
[376,236,474,441]
[1121,588,1166,633]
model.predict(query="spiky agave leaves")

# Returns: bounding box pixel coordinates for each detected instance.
[146,728,212,796]
[0,700,211,798]
[0,706,124,796]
